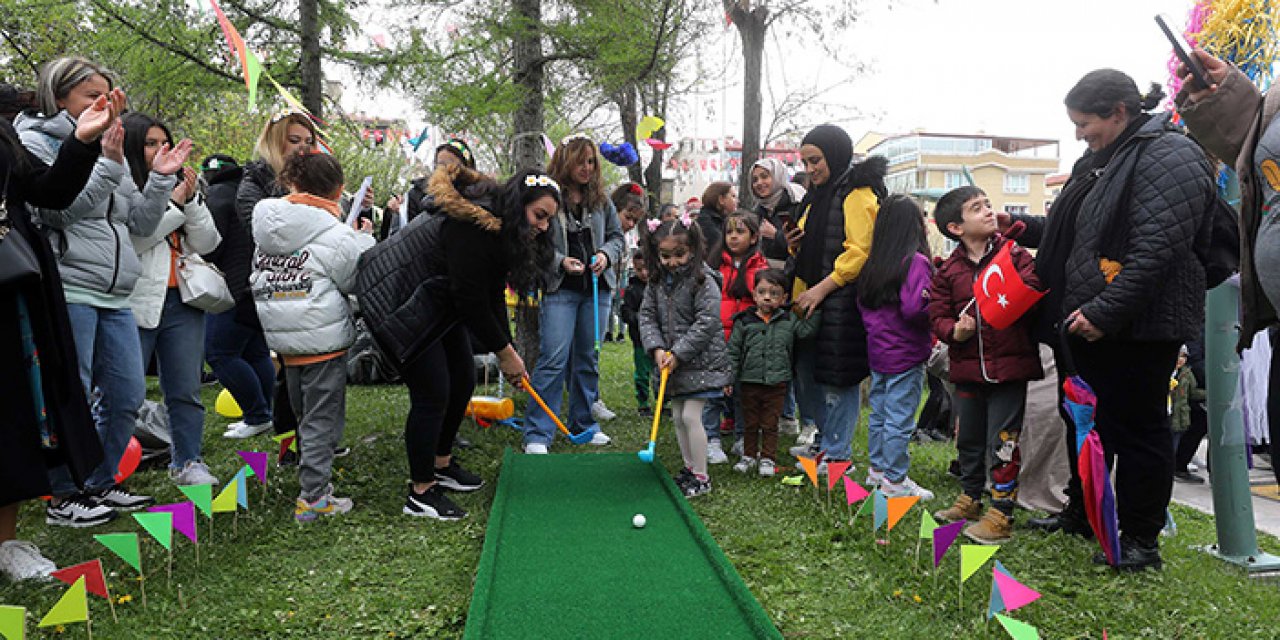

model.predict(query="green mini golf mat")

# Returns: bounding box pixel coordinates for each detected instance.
[464,450,782,639]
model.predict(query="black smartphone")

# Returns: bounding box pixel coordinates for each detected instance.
[777,211,793,231]
[1156,14,1211,91]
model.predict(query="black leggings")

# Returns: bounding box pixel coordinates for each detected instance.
[403,325,475,483]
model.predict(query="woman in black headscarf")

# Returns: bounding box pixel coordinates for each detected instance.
[786,124,888,471]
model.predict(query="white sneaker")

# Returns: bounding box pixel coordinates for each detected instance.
[733,457,757,473]
[223,420,273,439]
[796,424,818,446]
[1186,461,1200,473]
[730,439,744,457]
[707,440,729,464]
[591,400,617,422]
[758,458,777,477]
[589,431,612,446]
[864,468,885,487]
[881,476,935,501]
[170,460,221,486]
[778,416,800,436]
[524,443,549,455]
[788,443,820,459]
[0,540,57,581]
[45,494,117,528]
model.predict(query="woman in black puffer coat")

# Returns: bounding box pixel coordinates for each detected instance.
[1060,69,1215,571]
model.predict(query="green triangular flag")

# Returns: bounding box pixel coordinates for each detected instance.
[0,605,24,640]
[960,544,1000,583]
[995,613,1040,640]
[93,532,141,573]
[133,512,173,550]
[38,576,87,627]
[918,511,939,540]
[179,484,215,518]
[212,478,238,513]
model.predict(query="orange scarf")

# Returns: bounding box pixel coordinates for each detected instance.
[285,192,343,219]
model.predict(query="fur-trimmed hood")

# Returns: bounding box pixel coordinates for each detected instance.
[426,163,503,232]
[836,155,889,201]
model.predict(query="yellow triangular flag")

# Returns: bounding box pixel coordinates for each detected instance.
[797,456,818,488]
[212,478,239,513]
[960,544,1000,583]
[0,604,24,640]
[38,575,88,627]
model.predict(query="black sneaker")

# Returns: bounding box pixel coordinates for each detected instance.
[1092,535,1162,571]
[278,449,299,467]
[333,446,351,458]
[46,493,118,528]
[434,459,484,492]
[1173,470,1206,485]
[92,484,154,512]
[673,468,694,490]
[683,475,712,498]
[403,485,467,520]
[455,437,473,450]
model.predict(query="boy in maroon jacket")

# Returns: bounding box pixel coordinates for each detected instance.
[927,186,1043,545]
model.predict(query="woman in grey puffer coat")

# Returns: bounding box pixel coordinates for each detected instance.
[638,218,731,497]
[15,57,190,522]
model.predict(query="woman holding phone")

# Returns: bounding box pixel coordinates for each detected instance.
[750,158,806,264]
[1176,47,1280,487]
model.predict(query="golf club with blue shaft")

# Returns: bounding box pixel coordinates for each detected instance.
[520,375,598,445]
[637,361,671,462]
[591,255,601,353]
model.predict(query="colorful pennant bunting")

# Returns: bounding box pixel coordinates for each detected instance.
[38,576,87,628]
[93,533,141,573]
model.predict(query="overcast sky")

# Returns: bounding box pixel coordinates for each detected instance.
[344,0,1200,172]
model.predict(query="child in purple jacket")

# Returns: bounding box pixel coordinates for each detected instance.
[857,195,935,501]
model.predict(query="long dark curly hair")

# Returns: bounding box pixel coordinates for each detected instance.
[497,168,559,295]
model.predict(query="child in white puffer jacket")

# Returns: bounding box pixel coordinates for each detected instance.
[250,152,375,521]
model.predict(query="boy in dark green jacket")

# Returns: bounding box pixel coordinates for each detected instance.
[725,269,821,476]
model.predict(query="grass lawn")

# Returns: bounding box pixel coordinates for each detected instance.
[2,340,1277,638]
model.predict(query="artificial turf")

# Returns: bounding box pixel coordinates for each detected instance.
[464,450,782,639]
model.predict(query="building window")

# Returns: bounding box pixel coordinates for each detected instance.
[1004,173,1029,194]
[1004,204,1029,215]
[944,171,967,189]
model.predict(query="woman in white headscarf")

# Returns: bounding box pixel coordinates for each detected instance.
[749,157,806,263]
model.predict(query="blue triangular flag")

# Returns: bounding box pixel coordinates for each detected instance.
[232,466,250,508]
[872,489,888,531]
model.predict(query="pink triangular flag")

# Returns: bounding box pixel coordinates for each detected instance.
[932,520,965,567]
[842,476,869,505]
[825,461,851,490]
[148,502,198,543]
[993,569,1042,612]
[237,451,269,485]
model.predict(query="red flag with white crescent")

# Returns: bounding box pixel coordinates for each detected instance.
[975,242,1044,330]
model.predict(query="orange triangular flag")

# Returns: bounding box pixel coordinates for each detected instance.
[797,456,818,488]
[885,496,920,532]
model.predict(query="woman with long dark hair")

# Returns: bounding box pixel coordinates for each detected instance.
[0,85,121,578]
[121,113,222,485]
[1056,69,1215,570]
[357,165,556,518]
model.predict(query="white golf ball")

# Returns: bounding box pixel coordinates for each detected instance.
[632,513,646,528]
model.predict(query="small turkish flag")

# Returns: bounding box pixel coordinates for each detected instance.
[51,559,110,599]
[975,242,1044,330]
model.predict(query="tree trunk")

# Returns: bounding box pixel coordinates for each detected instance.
[299,0,323,117]
[728,1,768,209]
[618,86,643,185]
[511,0,546,171]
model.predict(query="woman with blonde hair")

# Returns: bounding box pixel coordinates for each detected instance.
[521,136,625,453]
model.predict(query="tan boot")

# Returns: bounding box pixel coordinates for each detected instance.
[933,494,981,523]
[963,508,1012,545]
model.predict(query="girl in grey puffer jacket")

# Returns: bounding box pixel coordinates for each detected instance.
[639,217,731,498]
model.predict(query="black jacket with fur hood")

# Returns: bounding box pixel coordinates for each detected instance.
[355,164,509,368]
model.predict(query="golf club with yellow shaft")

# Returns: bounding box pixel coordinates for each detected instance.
[637,361,671,462]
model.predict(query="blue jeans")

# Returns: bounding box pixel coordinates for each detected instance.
[867,366,925,482]
[50,303,147,495]
[523,289,610,445]
[139,289,208,470]
[205,308,274,426]
[794,340,860,461]
[702,387,743,442]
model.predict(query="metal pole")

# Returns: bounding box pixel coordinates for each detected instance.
[1201,275,1280,572]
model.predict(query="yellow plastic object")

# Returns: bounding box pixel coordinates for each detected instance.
[466,396,515,421]
[215,388,243,419]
